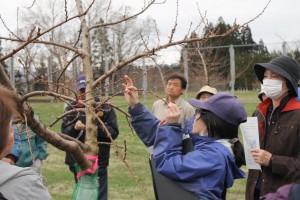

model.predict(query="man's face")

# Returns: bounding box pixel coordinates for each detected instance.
[166,78,184,99]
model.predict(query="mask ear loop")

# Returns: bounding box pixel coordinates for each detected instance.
[194,115,201,122]
[201,112,211,137]
[230,138,239,144]
[282,88,290,96]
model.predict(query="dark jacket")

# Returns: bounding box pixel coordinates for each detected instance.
[246,97,300,199]
[61,99,119,168]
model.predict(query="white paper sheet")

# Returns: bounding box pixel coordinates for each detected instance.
[240,117,261,170]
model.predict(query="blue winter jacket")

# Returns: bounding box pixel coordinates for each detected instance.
[7,125,21,162]
[129,103,246,199]
[183,115,206,144]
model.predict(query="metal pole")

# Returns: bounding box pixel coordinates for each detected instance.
[48,55,53,90]
[105,55,109,98]
[229,45,235,95]
[25,63,29,93]
[10,56,15,88]
[282,42,287,56]
[142,57,148,102]
[183,48,189,99]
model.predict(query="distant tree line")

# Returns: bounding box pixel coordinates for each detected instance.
[179,17,300,91]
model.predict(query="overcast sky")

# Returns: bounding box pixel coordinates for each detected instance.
[115,0,300,50]
[1,0,299,63]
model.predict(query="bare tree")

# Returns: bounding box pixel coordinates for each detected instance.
[0,0,271,190]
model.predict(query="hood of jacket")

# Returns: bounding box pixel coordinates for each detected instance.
[210,141,246,187]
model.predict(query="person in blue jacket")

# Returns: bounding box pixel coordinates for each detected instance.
[183,85,217,144]
[2,125,21,165]
[123,75,247,200]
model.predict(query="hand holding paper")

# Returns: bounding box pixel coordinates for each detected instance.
[240,117,261,170]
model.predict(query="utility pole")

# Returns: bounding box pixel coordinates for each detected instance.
[105,54,109,98]
[282,42,287,56]
[142,57,148,102]
[229,45,235,95]
[48,55,53,91]
[10,56,15,88]
[187,43,263,93]
[183,48,189,99]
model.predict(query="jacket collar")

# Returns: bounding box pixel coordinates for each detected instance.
[164,96,182,104]
[257,97,300,117]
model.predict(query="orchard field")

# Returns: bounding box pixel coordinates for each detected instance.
[32,91,260,200]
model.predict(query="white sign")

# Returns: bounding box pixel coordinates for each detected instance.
[240,117,261,170]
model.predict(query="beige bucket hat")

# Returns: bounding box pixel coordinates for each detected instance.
[195,85,218,99]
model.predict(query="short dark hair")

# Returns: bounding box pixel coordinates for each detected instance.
[167,73,187,89]
[200,110,245,167]
[0,86,17,154]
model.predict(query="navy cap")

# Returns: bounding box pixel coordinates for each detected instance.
[76,74,86,90]
[189,92,247,126]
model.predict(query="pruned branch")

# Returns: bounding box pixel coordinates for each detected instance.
[89,0,156,31]
[0,0,95,62]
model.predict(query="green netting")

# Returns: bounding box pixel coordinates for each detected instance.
[71,164,99,200]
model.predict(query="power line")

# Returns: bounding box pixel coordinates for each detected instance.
[187,43,263,50]
[156,41,300,52]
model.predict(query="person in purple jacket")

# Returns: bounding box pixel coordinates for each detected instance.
[123,75,247,200]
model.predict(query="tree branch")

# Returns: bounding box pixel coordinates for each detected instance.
[89,0,156,31]
[0,0,95,62]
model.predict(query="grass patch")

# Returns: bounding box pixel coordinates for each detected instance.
[31,91,259,199]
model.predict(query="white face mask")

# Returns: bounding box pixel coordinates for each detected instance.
[262,79,285,100]
[199,127,207,136]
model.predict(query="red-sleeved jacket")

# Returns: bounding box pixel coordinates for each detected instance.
[246,97,300,199]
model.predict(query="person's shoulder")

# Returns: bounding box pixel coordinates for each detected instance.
[152,99,165,107]
[64,101,77,110]
[153,99,164,104]
[179,98,194,109]
[0,161,36,175]
[176,97,188,104]
[283,98,300,113]
[0,161,37,183]
[0,163,51,200]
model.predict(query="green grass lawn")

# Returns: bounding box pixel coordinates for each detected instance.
[30,91,260,200]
